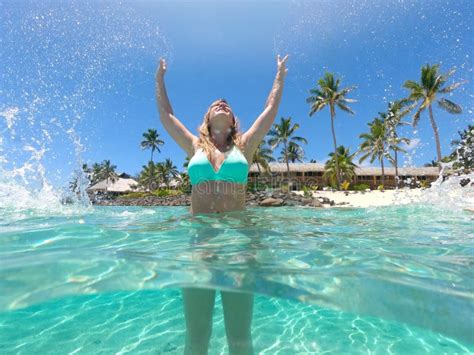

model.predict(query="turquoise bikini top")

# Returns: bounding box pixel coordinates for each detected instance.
[187,145,249,185]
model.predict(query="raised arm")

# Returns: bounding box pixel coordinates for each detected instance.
[242,54,289,158]
[155,58,198,157]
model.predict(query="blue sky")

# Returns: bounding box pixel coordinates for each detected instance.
[1,0,473,188]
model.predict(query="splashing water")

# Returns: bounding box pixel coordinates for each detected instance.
[1,2,473,352]
[1,1,172,212]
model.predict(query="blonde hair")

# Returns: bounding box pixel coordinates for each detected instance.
[197,98,245,160]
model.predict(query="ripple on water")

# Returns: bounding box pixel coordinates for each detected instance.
[0,205,473,349]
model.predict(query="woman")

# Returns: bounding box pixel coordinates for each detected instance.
[155,54,288,354]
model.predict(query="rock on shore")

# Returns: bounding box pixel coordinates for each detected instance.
[92,190,338,208]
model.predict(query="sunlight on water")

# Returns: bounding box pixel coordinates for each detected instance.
[1,205,473,347]
[1,289,472,353]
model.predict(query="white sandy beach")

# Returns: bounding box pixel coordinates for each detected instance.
[293,187,474,211]
[294,188,427,208]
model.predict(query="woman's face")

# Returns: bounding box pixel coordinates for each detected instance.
[209,101,234,127]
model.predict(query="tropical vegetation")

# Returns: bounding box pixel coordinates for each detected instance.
[358,117,388,186]
[380,100,412,186]
[140,128,164,162]
[403,64,464,164]
[450,125,473,173]
[323,145,357,188]
[267,116,308,179]
[306,72,357,189]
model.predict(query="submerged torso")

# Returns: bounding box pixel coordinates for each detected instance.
[187,143,250,215]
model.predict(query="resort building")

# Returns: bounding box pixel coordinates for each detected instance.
[87,173,139,196]
[158,177,181,189]
[248,163,440,189]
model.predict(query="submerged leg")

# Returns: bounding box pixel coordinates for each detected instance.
[182,287,216,355]
[221,290,254,355]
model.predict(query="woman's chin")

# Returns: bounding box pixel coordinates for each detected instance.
[211,115,232,125]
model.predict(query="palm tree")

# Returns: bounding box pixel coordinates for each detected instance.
[252,141,274,174]
[180,172,191,193]
[140,129,164,162]
[252,141,275,188]
[101,160,118,185]
[158,158,180,189]
[283,141,305,163]
[91,163,104,184]
[306,72,357,189]
[449,124,474,172]
[382,100,412,186]
[403,64,464,164]
[267,117,308,180]
[358,118,388,186]
[324,145,357,187]
[183,156,191,170]
[139,161,159,191]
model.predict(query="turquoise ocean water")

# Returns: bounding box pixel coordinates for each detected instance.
[1,205,473,353]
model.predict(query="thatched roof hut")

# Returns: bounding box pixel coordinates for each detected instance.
[88,178,139,193]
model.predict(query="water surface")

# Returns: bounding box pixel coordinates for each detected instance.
[1,205,473,352]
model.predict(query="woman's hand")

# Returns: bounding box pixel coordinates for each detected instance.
[277,54,289,78]
[156,58,167,82]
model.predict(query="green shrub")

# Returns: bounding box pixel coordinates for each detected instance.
[179,185,192,194]
[120,192,147,199]
[377,184,384,191]
[352,183,370,191]
[302,185,312,197]
[419,180,430,189]
[152,189,182,197]
[247,182,269,193]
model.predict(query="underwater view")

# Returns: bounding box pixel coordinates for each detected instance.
[1,0,473,354]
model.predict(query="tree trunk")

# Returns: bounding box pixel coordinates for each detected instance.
[394,149,399,188]
[381,157,385,187]
[428,105,442,169]
[256,161,261,189]
[283,141,290,192]
[151,149,154,163]
[330,104,341,189]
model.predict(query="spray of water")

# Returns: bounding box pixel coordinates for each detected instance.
[1,1,172,213]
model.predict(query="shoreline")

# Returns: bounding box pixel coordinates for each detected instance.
[90,188,443,209]
[306,188,426,208]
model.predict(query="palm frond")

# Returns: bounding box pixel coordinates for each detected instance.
[291,136,308,144]
[403,80,423,92]
[412,106,426,127]
[437,98,462,114]
[439,80,466,93]
[337,102,355,115]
